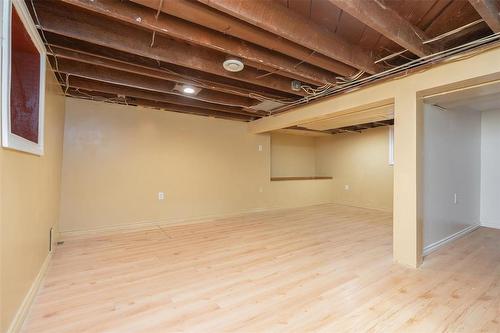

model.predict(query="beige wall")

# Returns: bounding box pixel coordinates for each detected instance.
[316,127,393,212]
[59,99,334,233]
[0,66,66,332]
[250,45,500,267]
[270,133,316,177]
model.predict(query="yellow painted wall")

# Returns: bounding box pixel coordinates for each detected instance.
[59,99,334,233]
[250,45,500,267]
[270,133,316,177]
[316,127,394,212]
[0,66,66,332]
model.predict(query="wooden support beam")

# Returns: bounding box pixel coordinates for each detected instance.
[60,0,337,86]
[34,2,306,96]
[468,0,500,33]
[66,77,261,117]
[131,0,359,77]
[66,88,253,122]
[196,0,381,74]
[327,0,438,57]
[53,57,256,108]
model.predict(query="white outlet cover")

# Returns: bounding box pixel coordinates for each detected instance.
[158,192,165,200]
[258,145,263,151]
[344,185,350,190]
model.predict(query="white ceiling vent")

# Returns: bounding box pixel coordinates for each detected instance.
[249,100,285,112]
[223,57,244,72]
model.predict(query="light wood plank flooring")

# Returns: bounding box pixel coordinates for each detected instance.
[23,204,500,332]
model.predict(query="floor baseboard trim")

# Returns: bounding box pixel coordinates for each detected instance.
[423,224,480,256]
[6,252,52,333]
[59,202,383,240]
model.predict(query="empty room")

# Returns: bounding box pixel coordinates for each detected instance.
[1,0,499,332]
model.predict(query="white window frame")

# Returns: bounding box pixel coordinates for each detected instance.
[1,0,46,155]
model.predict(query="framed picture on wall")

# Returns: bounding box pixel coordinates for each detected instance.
[1,0,46,155]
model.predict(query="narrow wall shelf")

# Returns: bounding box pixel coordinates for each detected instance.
[270,176,333,181]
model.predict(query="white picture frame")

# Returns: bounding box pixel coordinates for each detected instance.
[1,0,46,155]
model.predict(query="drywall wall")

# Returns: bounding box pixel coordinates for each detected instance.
[481,109,500,229]
[315,127,394,212]
[422,104,481,250]
[0,65,65,332]
[59,99,334,233]
[270,133,316,177]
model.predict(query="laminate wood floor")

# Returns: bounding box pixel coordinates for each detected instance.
[23,204,500,332]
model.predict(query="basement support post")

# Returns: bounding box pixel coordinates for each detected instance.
[393,92,423,268]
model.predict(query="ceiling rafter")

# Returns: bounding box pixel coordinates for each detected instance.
[327,0,440,57]
[67,77,263,117]
[60,0,337,86]
[130,0,359,77]
[67,87,254,122]
[44,33,294,101]
[33,1,307,97]
[196,0,382,74]
[52,57,256,108]
[47,45,286,102]
[468,0,500,33]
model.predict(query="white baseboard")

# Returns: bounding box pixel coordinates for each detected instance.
[6,252,52,333]
[423,224,480,256]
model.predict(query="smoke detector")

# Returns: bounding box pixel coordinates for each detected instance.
[223,57,244,72]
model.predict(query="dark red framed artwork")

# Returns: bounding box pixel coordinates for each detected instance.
[2,1,45,155]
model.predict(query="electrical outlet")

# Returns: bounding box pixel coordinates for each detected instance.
[258,144,263,151]
[453,193,457,204]
[344,185,350,190]
[158,192,165,200]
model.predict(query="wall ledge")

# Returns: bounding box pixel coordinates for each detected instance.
[270,176,333,181]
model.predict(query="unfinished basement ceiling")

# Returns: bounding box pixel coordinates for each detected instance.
[27,0,500,123]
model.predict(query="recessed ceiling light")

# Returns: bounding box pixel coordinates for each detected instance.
[223,57,244,72]
[183,86,196,94]
[173,83,201,96]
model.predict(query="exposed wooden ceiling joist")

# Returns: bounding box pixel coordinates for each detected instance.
[130,0,359,77]
[60,0,337,86]
[44,33,294,101]
[27,0,495,122]
[67,77,262,117]
[47,45,271,102]
[468,0,500,33]
[34,1,306,97]
[66,88,254,122]
[327,0,439,57]
[53,57,256,108]
[196,0,382,74]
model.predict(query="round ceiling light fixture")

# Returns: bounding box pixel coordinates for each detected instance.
[223,57,244,72]
[182,86,196,94]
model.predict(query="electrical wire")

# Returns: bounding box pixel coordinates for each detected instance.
[423,19,485,44]
[272,32,500,113]
[30,0,65,85]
